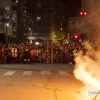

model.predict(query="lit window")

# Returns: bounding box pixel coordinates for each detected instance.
[5,23,9,27]
[37,17,41,20]
[5,6,9,10]
[37,3,41,8]
[16,0,18,2]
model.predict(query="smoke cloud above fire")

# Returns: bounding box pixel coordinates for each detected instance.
[74,42,100,100]
[83,0,100,41]
[73,1,100,100]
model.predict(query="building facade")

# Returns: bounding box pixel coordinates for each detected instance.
[0,0,19,42]
[24,0,67,41]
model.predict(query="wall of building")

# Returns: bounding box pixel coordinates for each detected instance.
[24,0,67,41]
[0,0,19,41]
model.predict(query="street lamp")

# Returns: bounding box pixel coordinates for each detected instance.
[29,27,32,36]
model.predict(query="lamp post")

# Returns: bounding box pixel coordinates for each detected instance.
[26,21,34,43]
[28,27,33,43]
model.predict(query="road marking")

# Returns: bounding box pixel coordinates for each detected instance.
[4,71,16,76]
[3,70,71,76]
[22,71,32,75]
[57,71,70,75]
[41,71,51,75]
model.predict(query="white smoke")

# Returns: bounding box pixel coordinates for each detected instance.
[73,0,100,99]
[74,42,100,100]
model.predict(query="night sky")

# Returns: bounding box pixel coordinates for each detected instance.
[61,0,82,17]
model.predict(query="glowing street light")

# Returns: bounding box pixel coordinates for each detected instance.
[53,34,56,38]
[80,12,83,15]
[84,12,87,16]
[74,34,79,40]
[35,42,39,45]
[80,11,87,16]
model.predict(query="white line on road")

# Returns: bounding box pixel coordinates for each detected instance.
[57,71,70,75]
[4,71,16,76]
[22,71,32,75]
[41,71,51,75]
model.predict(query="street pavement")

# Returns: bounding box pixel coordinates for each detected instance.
[0,64,85,100]
[0,63,74,71]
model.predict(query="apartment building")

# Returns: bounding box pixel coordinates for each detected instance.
[24,0,67,41]
[68,0,91,40]
[0,0,19,38]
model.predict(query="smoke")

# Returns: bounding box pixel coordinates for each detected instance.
[74,42,100,100]
[83,0,100,41]
[74,1,100,99]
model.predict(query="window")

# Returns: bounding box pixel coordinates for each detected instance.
[16,0,18,2]
[5,23,9,27]
[12,23,17,27]
[4,14,9,19]
[12,6,17,10]
[12,14,17,20]
[37,17,41,20]
[37,3,41,8]
[5,6,9,10]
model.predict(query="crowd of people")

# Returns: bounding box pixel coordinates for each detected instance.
[0,42,86,64]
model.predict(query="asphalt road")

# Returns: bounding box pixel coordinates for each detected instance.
[0,64,97,100]
[0,63,74,70]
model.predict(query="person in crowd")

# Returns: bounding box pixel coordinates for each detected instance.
[2,45,7,63]
[24,45,30,63]
[41,48,46,63]
[11,44,18,63]
[50,49,54,63]
[30,47,35,63]
[18,45,24,63]
[54,46,60,63]
[38,48,42,63]
[34,48,39,63]
[6,46,11,63]
[45,48,50,63]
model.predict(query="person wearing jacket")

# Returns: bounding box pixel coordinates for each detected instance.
[24,45,30,63]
